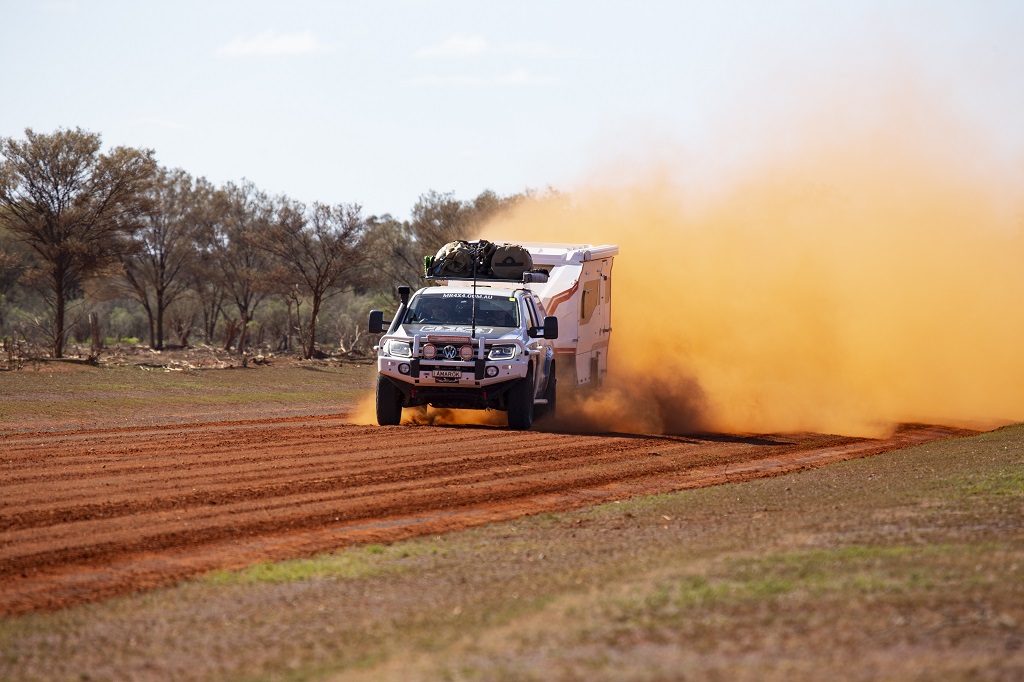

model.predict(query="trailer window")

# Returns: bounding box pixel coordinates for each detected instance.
[580,279,599,324]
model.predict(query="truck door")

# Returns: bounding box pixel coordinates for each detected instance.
[525,296,552,397]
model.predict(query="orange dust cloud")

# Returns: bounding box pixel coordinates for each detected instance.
[402,406,507,427]
[349,391,507,427]
[483,106,1024,437]
[349,391,379,425]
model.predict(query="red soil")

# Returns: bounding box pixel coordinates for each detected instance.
[0,417,974,615]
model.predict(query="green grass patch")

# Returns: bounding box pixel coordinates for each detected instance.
[619,543,978,608]
[962,469,1024,497]
[203,542,436,585]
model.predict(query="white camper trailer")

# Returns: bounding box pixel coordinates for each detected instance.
[519,243,618,388]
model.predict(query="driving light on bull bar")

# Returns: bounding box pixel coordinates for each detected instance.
[485,366,499,377]
[387,340,412,358]
[487,344,517,360]
[422,343,437,359]
[459,344,475,361]
[398,363,411,375]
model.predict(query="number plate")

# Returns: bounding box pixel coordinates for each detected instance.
[432,369,462,379]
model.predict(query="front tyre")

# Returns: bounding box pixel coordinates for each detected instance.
[507,368,535,430]
[535,363,556,421]
[376,375,403,426]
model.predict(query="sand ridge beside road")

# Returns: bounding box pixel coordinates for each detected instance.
[0,417,975,614]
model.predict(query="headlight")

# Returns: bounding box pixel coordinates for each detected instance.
[387,340,413,358]
[487,344,517,360]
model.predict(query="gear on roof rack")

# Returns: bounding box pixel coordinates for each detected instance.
[425,240,533,280]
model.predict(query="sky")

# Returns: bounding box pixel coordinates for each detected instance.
[2,0,1023,219]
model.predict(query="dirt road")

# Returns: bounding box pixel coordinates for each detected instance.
[0,417,974,615]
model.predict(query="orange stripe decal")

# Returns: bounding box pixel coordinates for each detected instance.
[545,280,579,315]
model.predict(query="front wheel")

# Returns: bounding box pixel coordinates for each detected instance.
[507,369,535,430]
[376,375,403,426]
[535,364,556,421]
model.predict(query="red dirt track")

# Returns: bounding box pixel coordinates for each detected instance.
[0,417,975,615]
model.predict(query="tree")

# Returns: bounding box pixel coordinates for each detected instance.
[466,188,526,226]
[120,167,201,349]
[410,189,530,255]
[362,189,537,301]
[184,178,227,344]
[259,199,367,359]
[361,214,421,293]
[205,180,274,353]
[0,128,155,357]
[0,222,27,333]
[409,190,469,253]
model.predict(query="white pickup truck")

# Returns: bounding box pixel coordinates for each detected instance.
[369,241,618,429]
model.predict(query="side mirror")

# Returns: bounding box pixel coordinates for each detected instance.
[368,310,386,334]
[530,317,559,339]
[543,316,559,340]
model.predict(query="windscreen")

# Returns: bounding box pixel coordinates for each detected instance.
[404,292,520,328]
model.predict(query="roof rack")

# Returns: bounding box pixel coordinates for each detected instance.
[424,271,549,285]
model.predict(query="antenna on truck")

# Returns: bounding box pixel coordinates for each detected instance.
[470,242,478,339]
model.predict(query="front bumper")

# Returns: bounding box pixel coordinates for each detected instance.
[376,332,534,409]
[378,372,523,410]
[378,355,529,388]
[378,356,529,410]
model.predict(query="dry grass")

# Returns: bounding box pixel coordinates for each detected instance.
[0,360,375,432]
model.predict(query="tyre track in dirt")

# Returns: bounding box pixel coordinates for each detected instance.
[0,418,975,615]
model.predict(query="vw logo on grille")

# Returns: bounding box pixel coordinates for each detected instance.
[442,345,458,359]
